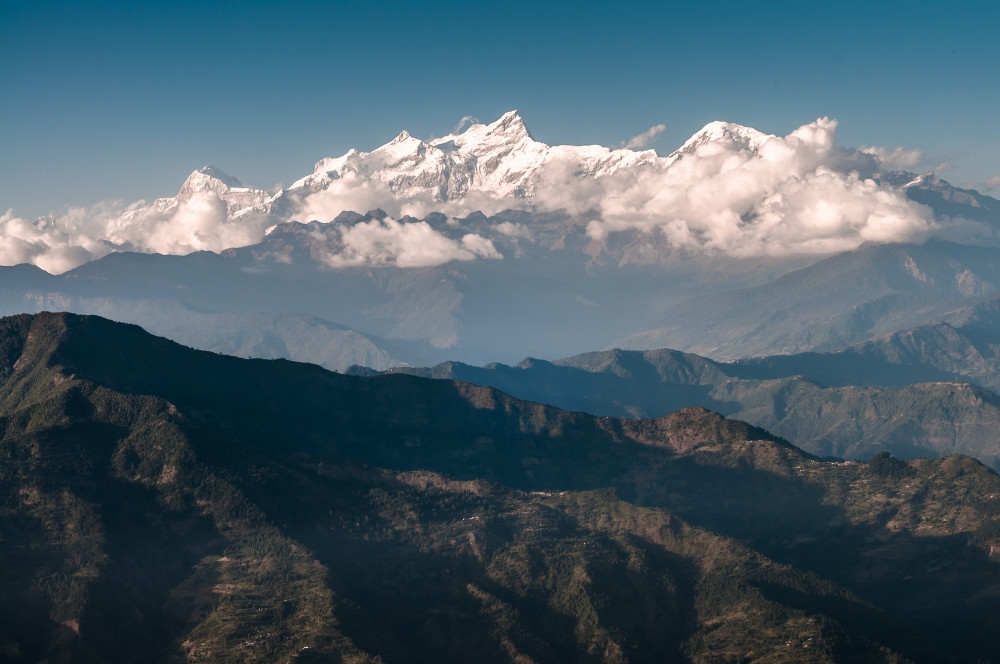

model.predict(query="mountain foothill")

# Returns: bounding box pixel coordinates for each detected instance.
[3,311,1000,663]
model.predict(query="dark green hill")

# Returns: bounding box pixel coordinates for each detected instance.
[3,313,1000,662]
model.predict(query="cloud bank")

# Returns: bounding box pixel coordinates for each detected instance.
[1,116,989,273]
[316,215,501,268]
[569,119,940,256]
[0,206,117,274]
[108,191,271,256]
[0,189,281,273]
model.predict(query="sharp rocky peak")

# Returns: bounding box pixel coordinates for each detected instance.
[485,110,531,140]
[430,110,535,153]
[388,129,416,144]
[674,121,772,156]
[187,165,243,189]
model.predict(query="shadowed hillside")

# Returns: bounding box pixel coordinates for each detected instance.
[358,346,1000,469]
[2,313,1000,662]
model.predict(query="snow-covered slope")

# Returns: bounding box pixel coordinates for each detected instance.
[9,111,1000,275]
[282,110,663,210]
[669,120,773,157]
[117,165,271,223]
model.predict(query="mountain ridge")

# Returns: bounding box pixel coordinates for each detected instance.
[128,113,1000,238]
[8,111,1000,284]
[355,332,1000,469]
[4,312,1000,662]
[620,239,1000,358]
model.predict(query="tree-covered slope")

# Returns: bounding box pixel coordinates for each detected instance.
[2,313,1000,662]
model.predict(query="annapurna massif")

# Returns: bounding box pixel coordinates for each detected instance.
[7,111,998,274]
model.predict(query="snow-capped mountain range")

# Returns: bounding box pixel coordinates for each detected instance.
[3,111,999,275]
[158,111,776,223]
[114,166,272,224]
[287,109,657,204]
[3,111,1000,374]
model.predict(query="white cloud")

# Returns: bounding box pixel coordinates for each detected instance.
[110,190,268,256]
[493,221,533,240]
[625,124,666,149]
[563,118,940,256]
[0,188,278,273]
[452,115,480,134]
[970,175,1000,193]
[298,173,411,221]
[0,116,984,273]
[0,179,508,273]
[317,216,501,268]
[860,145,923,170]
[0,206,117,274]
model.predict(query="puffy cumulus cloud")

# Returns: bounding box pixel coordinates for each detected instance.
[0,181,505,273]
[493,221,533,240]
[625,124,666,149]
[0,189,276,274]
[860,145,923,170]
[544,118,940,256]
[298,173,411,221]
[298,172,528,222]
[106,190,269,256]
[318,216,501,268]
[529,156,608,217]
[0,206,117,274]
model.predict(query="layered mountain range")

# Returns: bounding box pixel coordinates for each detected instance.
[5,114,1000,463]
[4,312,1000,663]
[103,112,998,261]
[126,111,755,227]
[359,340,1000,470]
[7,110,1000,663]
[10,110,991,275]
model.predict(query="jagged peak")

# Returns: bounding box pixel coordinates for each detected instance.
[484,110,532,140]
[693,120,760,138]
[675,121,772,155]
[187,165,243,189]
[431,110,536,151]
[376,129,435,160]
[390,129,414,144]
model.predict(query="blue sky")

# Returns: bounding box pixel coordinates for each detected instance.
[3,0,999,218]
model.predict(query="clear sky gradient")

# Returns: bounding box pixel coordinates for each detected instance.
[3,0,999,218]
